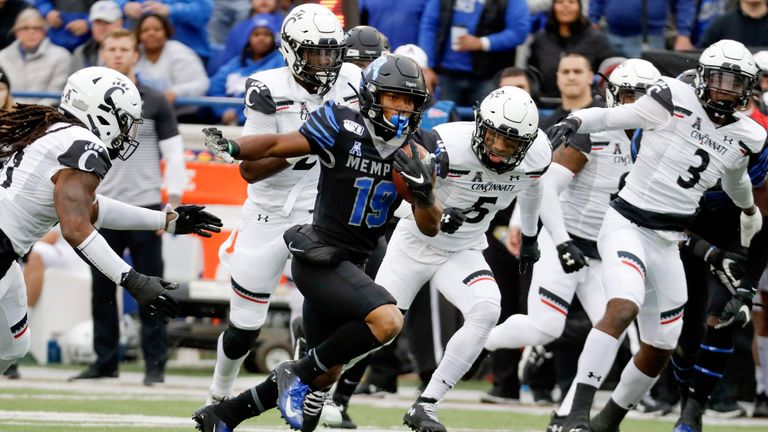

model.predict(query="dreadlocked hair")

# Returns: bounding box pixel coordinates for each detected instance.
[0,103,85,158]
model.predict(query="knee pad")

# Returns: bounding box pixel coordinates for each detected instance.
[222,325,260,360]
[466,301,501,336]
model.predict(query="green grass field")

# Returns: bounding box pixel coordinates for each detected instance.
[1,364,767,432]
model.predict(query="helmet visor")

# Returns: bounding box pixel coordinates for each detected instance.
[481,126,530,164]
[704,69,748,97]
[615,87,647,105]
[299,46,344,70]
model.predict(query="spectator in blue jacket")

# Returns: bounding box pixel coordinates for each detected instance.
[359,0,430,50]
[419,0,530,108]
[208,14,283,125]
[115,0,212,62]
[35,0,92,52]
[216,0,281,74]
[588,0,696,58]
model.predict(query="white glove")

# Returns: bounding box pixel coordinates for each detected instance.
[740,207,762,248]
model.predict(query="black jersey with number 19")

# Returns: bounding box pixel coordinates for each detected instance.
[298,100,438,262]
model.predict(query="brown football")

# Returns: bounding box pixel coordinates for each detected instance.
[392,142,433,204]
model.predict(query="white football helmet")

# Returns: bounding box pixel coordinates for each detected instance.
[605,59,661,107]
[279,4,346,96]
[59,66,143,160]
[695,39,758,114]
[472,86,539,173]
[754,51,768,72]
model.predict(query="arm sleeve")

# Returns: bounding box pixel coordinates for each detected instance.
[575,93,670,134]
[168,0,213,27]
[418,0,441,69]
[588,0,604,23]
[485,0,530,51]
[671,0,695,37]
[298,102,342,158]
[518,178,543,237]
[94,195,166,231]
[159,135,187,198]
[538,163,575,244]
[722,163,755,209]
[76,230,132,284]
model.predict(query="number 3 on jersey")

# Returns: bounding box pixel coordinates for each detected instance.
[349,177,398,228]
[677,149,710,189]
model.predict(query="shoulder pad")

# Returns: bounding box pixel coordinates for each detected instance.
[57,140,112,179]
[646,78,674,115]
[244,78,277,114]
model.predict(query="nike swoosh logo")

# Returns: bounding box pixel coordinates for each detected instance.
[287,242,304,253]
[284,394,300,419]
[399,171,425,184]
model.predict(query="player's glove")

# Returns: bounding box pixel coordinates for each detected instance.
[716,281,755,329]
[394,141,436,208]
[440,207,468,234]
[708,249,747,292]
[519,234,540,274]
[432,139,449,179]
[556,240,589,273]
[545,117,581,147]
[120,269,180,323]
[165,205,223,238]
[203,127,240,163]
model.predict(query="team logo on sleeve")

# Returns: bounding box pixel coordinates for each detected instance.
[343,119,365,136]
[245,78,277,114]
[57,140,112,179]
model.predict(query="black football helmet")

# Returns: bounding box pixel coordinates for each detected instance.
[359,54,430,138]
[345,26,390,67]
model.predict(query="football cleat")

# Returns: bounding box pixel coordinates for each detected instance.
[563,417,592,432]
[674,398,703,432]
[276,361,310,430]
[192,404,232,432]
[546,411,567,432]
[403,400,446,432]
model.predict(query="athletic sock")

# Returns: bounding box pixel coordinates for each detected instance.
[333,357,369,405]
[611,358,658,410]
[216,372,277,428]
[690,326,734,404]
[568,329,621,419]
[295,320,382,384]
[211,333,248,397]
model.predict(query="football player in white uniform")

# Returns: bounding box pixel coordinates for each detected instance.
[207,3,362,404]
[374,86,552,432]
[0,67,222,374]
[482,59,661,425]
[546,40,766,432]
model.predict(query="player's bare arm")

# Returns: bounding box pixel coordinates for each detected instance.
[239,158,290,183]
[53,169,101,246]
[553,143,588,173]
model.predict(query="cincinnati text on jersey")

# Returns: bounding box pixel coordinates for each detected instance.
[471,182,517,192]
[689,130,729,155]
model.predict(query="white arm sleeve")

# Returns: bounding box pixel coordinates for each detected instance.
[539,163,575,244]
[94,195,167,231]
[721,162,755,210]
[518,179,543,237]
[76,230,132,284]
[509,200,521,229]
[575,95,670,134]
[159,135,187,198]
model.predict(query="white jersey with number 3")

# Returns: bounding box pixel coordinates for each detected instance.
[577,76,765,216]
[399,121,552,251]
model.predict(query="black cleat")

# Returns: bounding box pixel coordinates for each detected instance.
[192,404,233,432]
[673,398,703,432]
[403,400,447,432]
[563,417,592,432]
[68,365,118,381]
[546,411,567,432]
[275,361,310,430]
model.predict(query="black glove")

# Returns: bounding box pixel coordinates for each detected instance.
[716,282,755,329]
[519,234,540,274]
[394,141,436,207]
[556,240,589,273]
[166,205,223,238]
[545,117,581,147]
[440,207,467,234]
[708,248,747,292]
[121,269,180,323]
[432,139,449,179]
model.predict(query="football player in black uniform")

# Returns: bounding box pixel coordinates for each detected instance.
[193,54,443,432]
